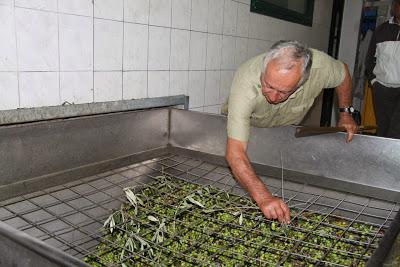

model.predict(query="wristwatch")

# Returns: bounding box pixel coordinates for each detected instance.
[339,106,355,114]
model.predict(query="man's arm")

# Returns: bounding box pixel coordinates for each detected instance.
[336,63,358,142]
[226,137,290,223]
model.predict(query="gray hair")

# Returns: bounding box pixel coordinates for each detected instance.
[263,40,312,88]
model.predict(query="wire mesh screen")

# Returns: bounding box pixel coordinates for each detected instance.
[0,153,398,266]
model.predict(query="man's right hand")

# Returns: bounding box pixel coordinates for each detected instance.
[257,195,291,224]
[226,137,291,224]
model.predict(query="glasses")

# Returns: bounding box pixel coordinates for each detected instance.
[259,73,297,97]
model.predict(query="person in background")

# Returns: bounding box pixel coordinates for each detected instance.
[222,40,357,223]
[365,0,400,138]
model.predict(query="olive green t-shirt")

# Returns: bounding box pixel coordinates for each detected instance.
[221,48,346,142]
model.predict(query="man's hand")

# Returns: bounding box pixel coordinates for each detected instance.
[338,113,358,142]
[257,195,290,224]
[226,138,291,223]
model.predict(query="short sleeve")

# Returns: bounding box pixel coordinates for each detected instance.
[317,52,346,88]
[226,70,257,142]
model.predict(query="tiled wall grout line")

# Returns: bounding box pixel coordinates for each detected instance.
[146,0,150,98]
[121,0,125,100]
[168,0,172,97]
[13,0,20,108]
[57,0,61,105]
[92,1,95,102]
[187,0,193,101]
[203,0,210,111]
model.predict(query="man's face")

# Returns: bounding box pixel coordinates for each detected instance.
[260,59,302,104]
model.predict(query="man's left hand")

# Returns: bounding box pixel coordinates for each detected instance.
[338,113,358,142]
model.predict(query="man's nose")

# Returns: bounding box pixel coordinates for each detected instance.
[268,90,281,102]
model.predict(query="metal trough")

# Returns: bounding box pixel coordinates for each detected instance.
[0,108,399,266]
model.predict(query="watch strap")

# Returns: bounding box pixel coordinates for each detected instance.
[339,106,354,113]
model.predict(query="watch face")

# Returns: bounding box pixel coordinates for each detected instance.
[350,106,355,113]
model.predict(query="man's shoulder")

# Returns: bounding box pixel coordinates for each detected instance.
[310,48,339,69]
[375,21,390,32]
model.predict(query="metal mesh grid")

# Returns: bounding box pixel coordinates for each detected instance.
[0,153,398,266]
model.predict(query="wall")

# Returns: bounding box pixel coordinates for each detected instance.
[338,0,363,77]
[0,0,333,114]
[329,0,363,123]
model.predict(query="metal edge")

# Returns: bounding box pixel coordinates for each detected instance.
[367,210,400,266]
[0,221,91,267]
[0,95,187,125]
[0,147,169,202]
[169,147,400,203]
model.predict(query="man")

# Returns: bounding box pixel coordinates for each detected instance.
[365,0,400,138]
[222,40,357,223]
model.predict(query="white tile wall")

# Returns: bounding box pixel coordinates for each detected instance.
[189,31,207,70]
[148,70,169,97]
[94,0,123,21]
[59,14,93,71]
[171,0,190,30]
[188,71,205,108]
[0,0,13,6]
[94,19,123,71]
[19,72,59,107]
[207,0,224,34]
[204,70,220,105]
[149,0,171,27]
[16,8,58,71]
[169,71,188,96]
[0,0,334,111]
[235,37,248,68]
[206,34,222,70]
[123,71,147,99]
[15,0,57,12]
[123,23,148,70]
[223,0,237,35]
[170,29,190,70]
[191,0,208,32]
[0,5,17,71]
[236,3,250,38]
[58,0,93,17]
[221,35,236,70]
[94,71,122,101]
[60,71,93,104]
[148,26,170,70]
[220,70,234,103]
[0,72,18,110]
[124,0,149,24]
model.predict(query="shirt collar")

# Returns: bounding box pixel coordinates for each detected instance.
[389,17,400,25]
[288,85,304,99]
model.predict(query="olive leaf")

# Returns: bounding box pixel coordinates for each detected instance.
[239,213,243,226]
[186,195,204,208]
[148,215,159,222]
[123,188,144,215]
[152,219,167,244]
[103,212,119,233]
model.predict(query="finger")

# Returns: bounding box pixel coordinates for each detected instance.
[274,206,284,223]
[269,206,278,219]
[347,129,355,143]
[280,202,291,223]
[262,208,271,219]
